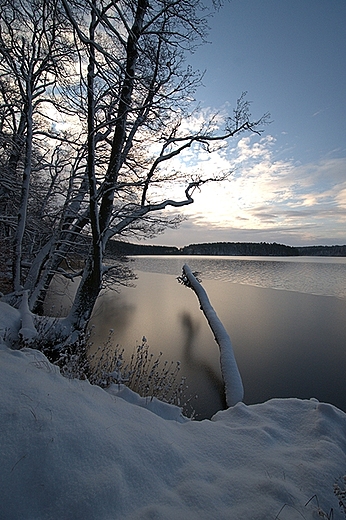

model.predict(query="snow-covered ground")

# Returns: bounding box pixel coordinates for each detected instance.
[1,346,346,519]
[1,304,346,519]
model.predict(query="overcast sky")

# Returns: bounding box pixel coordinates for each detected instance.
[147,0,346,247]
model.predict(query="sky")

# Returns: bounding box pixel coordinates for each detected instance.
[146,0,346,248]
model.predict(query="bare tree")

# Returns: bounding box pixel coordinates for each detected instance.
[0,0,269,346]
[58,0,269,336]
[0,0,75,291]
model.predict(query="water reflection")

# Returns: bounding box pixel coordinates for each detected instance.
[91,292,136,341]
[90,267,346,419]
[179,311,226,415]
[46,257,346,419]
[88,271,228,418]
[179,311,200,354]
[132,255,346,300]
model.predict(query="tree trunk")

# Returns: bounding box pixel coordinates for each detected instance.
[63,0,149,334]
[12,87,33,291]
[61,0,103,334]
[98,0,149,234]
[62,255,101,333]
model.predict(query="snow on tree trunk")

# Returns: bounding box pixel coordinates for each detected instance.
[181,264,244,407]
[18,290,37,342]
[12,87,33,292]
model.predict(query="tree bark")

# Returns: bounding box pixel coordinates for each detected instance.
[66,0,103,332]
[12,85,33,291]
[98,0,149,234]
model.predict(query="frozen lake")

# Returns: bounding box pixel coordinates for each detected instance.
[89,256,346,419]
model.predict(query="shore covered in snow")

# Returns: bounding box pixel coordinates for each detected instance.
[1,342,346,519]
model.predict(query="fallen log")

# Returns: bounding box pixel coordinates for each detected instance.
[179,264,244,407]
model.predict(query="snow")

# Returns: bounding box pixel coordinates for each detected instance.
[0,301,20,344]
[0,292,37,345]
[182,264,244,406]
[1,341,346,520]
[18,289,38,342]
[107,384,189,423]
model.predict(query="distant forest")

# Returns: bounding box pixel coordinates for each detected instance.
[106,240,346,257]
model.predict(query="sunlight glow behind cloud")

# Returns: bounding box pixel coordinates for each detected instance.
[160,134,346,246]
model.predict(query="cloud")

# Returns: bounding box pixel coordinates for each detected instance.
[153,134,346,246]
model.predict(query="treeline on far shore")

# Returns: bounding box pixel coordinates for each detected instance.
[106,240,346,258]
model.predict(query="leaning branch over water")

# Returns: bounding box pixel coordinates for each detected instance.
[179,264,244,407]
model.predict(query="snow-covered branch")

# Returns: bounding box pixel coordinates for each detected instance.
[104,178,209,242]
[180,264,244,407]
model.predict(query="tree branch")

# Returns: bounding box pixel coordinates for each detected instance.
[179,264,244,407]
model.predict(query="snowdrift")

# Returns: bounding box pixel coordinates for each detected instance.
[1,344,346,520]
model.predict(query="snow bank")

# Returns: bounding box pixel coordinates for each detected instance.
[0,296,37,345]
[107,383,189,423]
[1,345,346,519]
[0,301,21,344]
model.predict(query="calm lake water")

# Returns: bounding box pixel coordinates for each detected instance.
[89,256,346,419]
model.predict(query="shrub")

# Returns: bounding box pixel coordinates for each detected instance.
[334,475,346,517]
[51,331,195,417]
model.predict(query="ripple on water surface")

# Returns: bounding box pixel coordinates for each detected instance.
[130,256,346,300]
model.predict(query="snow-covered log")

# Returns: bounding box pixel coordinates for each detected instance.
[181,264,244,407]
